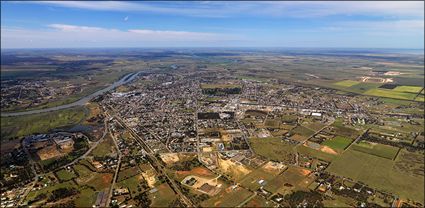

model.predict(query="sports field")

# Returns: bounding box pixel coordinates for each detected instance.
[327,149,424,203]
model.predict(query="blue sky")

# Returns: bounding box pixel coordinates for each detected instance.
[1,1,424,49]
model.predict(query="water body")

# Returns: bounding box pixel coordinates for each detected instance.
[1,71,142,117]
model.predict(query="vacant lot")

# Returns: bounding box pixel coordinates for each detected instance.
[249,137,296,163]
[350,141,399,160]
[327,149,424,203]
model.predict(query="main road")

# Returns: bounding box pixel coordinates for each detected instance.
[1,71,142,117]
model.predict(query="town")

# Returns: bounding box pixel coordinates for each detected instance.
[1,59,424,207]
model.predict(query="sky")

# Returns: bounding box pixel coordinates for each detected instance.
[1,1,424,49]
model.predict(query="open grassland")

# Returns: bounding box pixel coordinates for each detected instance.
[364,88,417,100]
[240,167,280,191]
[91,136,115,157]
[393,86,423,93]
[333,80,360,87]
[149,183,177,207]
[296,145,337,162]
[116,173,147,195]
[350,141,400,160]
[74,187,97,207]
[322,136,352,151]
[242,195,272,207]
[26,181,77,203]
[1,107,86,141]
[55,169,77,181]
[291,126,315,137]
[201,186,252,207]
[327,149,424,203]
[264,166,313,194]
[249,137,296,162]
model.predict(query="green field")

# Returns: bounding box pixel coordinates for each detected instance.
[327,149,424,203]
[249,137,296,162]
[240,167,279,191]
[91,136,115,157]
[242,195,272,207]
[1,107,86,141]
[74,187,97,207]
[296,145,336,162]
[149,183,177,207]
[393,86,423,93]
[334,80,360,87]
[55,169,77,181]
[322,136,352,151]
[347,83,382,93]
[364,88,417,100]
[201,186,253,207]
[350,141,400,160]
[291,126,315,137]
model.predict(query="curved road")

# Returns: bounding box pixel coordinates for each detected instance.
[1,72,142,117]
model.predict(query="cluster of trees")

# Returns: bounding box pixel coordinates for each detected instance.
[48,187,80,202]
[171,158,202,171]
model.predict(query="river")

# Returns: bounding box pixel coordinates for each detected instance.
[1,71,142,117]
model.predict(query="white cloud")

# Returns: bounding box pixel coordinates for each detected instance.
[1,24,239,48]
[20,1,424,18]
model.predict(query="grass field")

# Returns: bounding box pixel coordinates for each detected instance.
[393,86,423,93]
[333,80,360,87]
[296,145,337,162]
[201,186,253,207]
[1,107,86,141]
[116,173,146,195]
[149,183,177,207]
[74,187,97,207]
[26,181,77,203]
[291,126,315,137]
[350,141,399,160]
[364,88,417,100]
[322,136,352,151]
[87,173,113,191]
[327,149,424,203]
[242,195,272,207]
[249,137,296,162]
[240,167,280,191]
[91,136,115,157]
[73,164,93,178]
[55,169,77,181]
[264,166,313,194]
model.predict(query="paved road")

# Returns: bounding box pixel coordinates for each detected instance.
[106,126,122,206]
[1,72,142,117]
